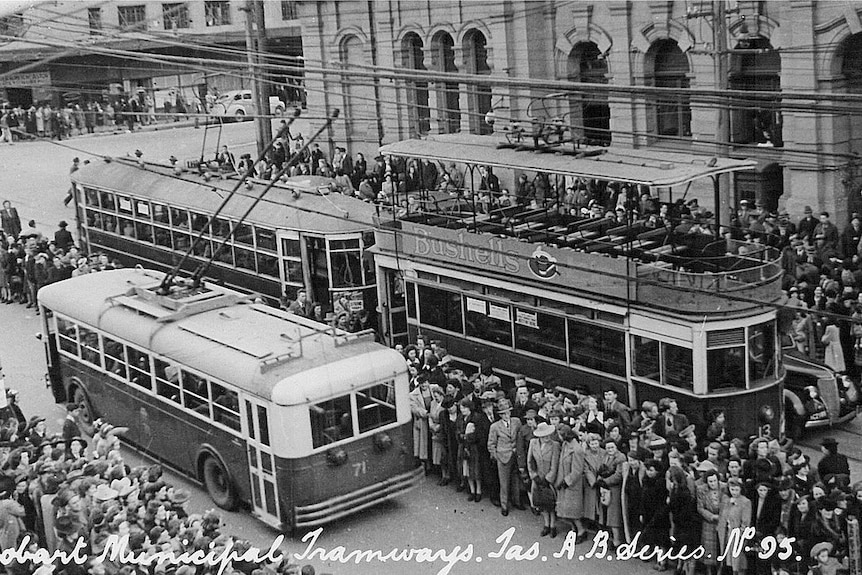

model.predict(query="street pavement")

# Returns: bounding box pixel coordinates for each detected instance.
[2,123,862,574]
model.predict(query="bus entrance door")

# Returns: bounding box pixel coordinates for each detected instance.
[244,398,280,525]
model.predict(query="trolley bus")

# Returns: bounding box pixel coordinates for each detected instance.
[371,133,847,439]
[38,268,421,531]
[71,158,378,312]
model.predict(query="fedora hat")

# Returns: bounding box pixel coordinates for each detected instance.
[111,477,135,498]
[533,422,556,438]
[821,437,839,447]
[54,514,79,537]
[810,542,833,560]
[93,483,119,502]
[479,390,497,402]
[649,436,668,449]
[679,424,696,439]
[495,399,513,413]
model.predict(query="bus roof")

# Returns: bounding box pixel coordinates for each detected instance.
[379,134,757,187]
[38,269,405,406]
[72,159,376,234]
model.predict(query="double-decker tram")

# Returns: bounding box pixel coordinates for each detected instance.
[71,158,377,311]
[38,268,421,531]
[373,133,793,438]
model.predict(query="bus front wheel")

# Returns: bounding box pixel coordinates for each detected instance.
[72,386,96,437]
[202,455,238,510]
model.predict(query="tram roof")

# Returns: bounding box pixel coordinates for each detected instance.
[72,159,376,234]
[39,269,406,406]
[379,134,757,187]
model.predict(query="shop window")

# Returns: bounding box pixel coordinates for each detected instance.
[568,319,625,376]
[514,308,566,361]
[465,298,512,347]
[418,284,463,333]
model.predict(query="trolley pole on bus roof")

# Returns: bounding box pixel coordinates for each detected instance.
[714,0,731,232]
[242,0,273,157]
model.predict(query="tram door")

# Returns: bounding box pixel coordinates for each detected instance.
[305,236,330,308]
[277,232,304,301]
[385,270,409,347]
[244,398,280,525]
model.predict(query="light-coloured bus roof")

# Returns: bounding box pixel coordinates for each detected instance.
[72,159,376,234]
[38,269,406,406]
[379,134,757,187]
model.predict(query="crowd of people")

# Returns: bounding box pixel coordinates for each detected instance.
[405,334,860,575]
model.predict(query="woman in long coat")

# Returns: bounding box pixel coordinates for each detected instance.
[428,385,446,477]
[555,425,585,538]
[668,466,701,575]
[641,460,671,569]
[457,398,482,501]
[697,470,724,575]
[717,478,752,575]
[583,433,606,527]
[409,375,432,472]
[439,397,459,487]
[598,439,626,546]
[621,450,645,544]
[822,319,846,373]
[528,422,561,538]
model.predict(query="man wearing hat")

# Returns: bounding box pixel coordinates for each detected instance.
[814,211,840,251]
[818,438,850,486]
[62,403,82,451]
[476,391,500,506]
[798,206,818,241]
[54,221,74,252]
[516,408,539,512]
[488,399,523,516]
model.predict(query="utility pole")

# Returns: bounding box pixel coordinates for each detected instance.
[714,0,730,231]
[242,0,272,158]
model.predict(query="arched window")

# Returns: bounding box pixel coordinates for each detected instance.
[340,35,373,141]
[647,39,691,137]
[839,33,862,215]
[401,33,430,136]
[842,32,862,89]
[567,42,611,145]
[463,29,492,135]
[729,37,782,146]
[431,31,460,133]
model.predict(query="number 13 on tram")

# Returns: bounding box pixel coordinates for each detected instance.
[38,268,422,531]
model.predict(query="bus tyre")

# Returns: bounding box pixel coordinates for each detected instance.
[202,455,238,510]
[72,386,96,437]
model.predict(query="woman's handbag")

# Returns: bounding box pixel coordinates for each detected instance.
[533,482,556,508]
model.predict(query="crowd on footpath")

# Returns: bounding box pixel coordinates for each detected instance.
[404,336,861,575]
[0,392,326,575]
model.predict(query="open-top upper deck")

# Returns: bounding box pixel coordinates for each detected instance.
[376,135,781,316]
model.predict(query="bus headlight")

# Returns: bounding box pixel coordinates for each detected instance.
[373,432,393,452]
[326,448,348,467]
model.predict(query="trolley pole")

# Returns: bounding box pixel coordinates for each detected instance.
[242,0,272,158]
[714,0,730,232]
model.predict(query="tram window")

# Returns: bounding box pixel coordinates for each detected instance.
[281,238,301,258]
[388,272,405,303]
[192,239,210,258]
[154,359,181,404]
[418,285,463,333]
[103,215,117,234]
[152,204,170,224]
[330,239,361,250]
[77,327,101,367]
[357,381,397,433]
[331,251,363,288]
[257,405,270,446]
[135,200,151,219]
[309,395,354,448]
[117,197,133,215]
[283,260,303,283]
[596,311,624,325]
[181,370,210,415]
[84,188,100,207]
[214,243,234,266]
[749,320,776,382]
[56,317,78,355]
[191,212,208,232]
[664,343,693,390]
[135,222,153,243]
[632,336,660,380]
[100,191,116,211]
[172,231,191,252]
[103,337,127,379]
[85,210,100,230]
[212,383,241,431]
[466,299,512,347]
[567,320,626,377]
[154,228,171,249]
[235,223,254,246]
[235,247,256,271]
[119,218,135,238]
[406,281,417,319]
[170,208,189,229]
[514,309,566,361]
[707,347,746,391]
[256,228,277,252]
[257,253,278,278]
[127,347,152,390]
[211,217,231,238]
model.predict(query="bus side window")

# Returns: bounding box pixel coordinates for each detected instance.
[103,337,127,379]
[182,370,210,416]
[127,347,152,390]
[154,358,180,404]
[212,383,240,431]
[77,327,101,367]
[56,317,78,355]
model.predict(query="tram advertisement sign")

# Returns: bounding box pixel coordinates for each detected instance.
[395,222,630,300]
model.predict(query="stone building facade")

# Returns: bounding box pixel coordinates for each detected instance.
[298,0,862,223]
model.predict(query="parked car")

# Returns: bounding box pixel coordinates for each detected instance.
[211,90,285,121]
[783,347,859,439]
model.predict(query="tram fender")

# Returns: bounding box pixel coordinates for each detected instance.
[784,389,805,416]
[195,445,238,497]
